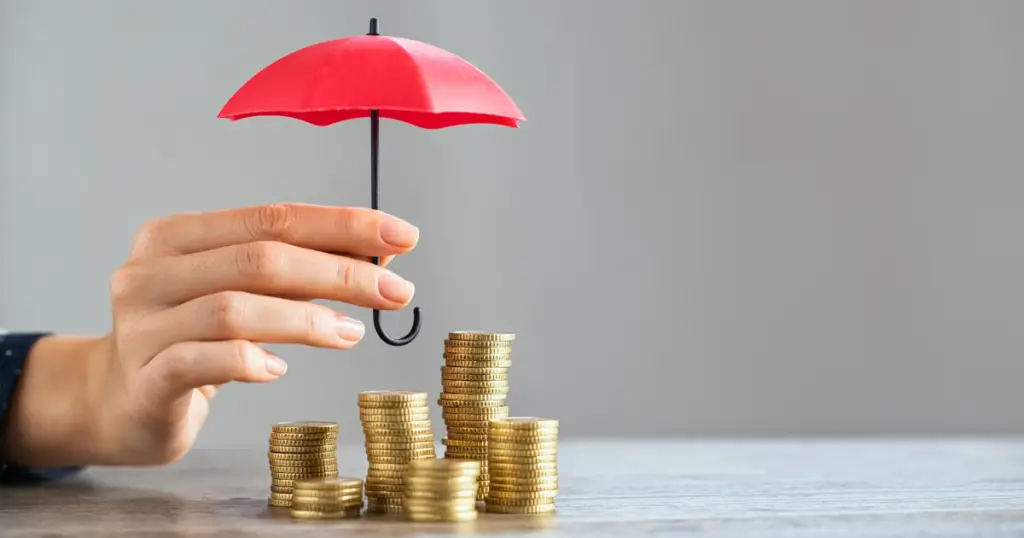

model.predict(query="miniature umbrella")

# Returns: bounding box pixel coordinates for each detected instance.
[217,18,524,347]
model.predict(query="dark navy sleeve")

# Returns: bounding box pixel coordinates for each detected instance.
[0,331,85,483]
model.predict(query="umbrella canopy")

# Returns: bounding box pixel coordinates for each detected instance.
[217,18,524,347]
[217,20,524,129]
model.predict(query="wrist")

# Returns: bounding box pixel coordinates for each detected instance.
[1,334,109,468]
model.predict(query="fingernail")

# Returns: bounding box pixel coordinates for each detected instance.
[379,216,419,248]
[336,316,365,342]
[378,271,415,304]
[265,355,288,376]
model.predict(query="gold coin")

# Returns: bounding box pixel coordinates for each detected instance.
[441,366,508,376]
[289,508,362,519]
[441,386,509,396]
[268,438,338,448]
[406,458,481,474]
[487,433,559,443]
[408,511,478,522]
[488,470,557,480]
[438,400,507,409]
[441,438,489,447]
[485,490,558,502]
[444,433,488,443]
[489,417,559,430]
[489,455,557,465]
[442,379,509,388]
[446,360,512,369]
[443,405,510,415]
[269,444,340,454]
[367,455,436,464]
[488,482,558,492]
[359,411,430,420]
[444,338,512,347]
[489,475,558,485]
[488,462,557,472]
[363,431,434,441]
[267,456,338,465]
[268,497,292,507]
[401,495,477,508]
[270,431,338,440]
[444,350,512,358]
[366,462,411,472]
[365,474,406,484]
[446,426,490,434]
[444,420,498,429]
[269,466,339,475]
[365,440,435,450]
[438,392,508,401]
[489,440,558,450]
[269,491,293,501]
[291,489,362,500]
[365,488,405,498]
[292,477,362,491]
[484,503,555,514]
[361,420,433,430]
[290,497,363,510]
[358,390,428,403]
[267,450,335,460]
[271,471,338,480]
[271,485,293,494]
[365,504,404,513]
[271,421,339,433]
[447,331,515,342]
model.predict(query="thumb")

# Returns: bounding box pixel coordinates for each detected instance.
[142,340,286,411]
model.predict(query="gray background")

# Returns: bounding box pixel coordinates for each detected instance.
[1,1,1022,445]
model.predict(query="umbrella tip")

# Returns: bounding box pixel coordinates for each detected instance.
[368,17,379,36]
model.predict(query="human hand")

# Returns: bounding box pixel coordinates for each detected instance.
[87,203,419,465]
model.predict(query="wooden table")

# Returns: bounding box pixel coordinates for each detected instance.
[2,439,1023,537]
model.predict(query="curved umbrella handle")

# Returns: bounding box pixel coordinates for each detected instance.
[372,303,422,347]
[368,107,421,347]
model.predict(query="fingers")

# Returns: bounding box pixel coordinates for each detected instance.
[129,203,418,260]
[142,340,286,411]
[115,242,415,310]
[133,292,365,361]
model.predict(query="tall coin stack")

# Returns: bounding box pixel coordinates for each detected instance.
[359,391,437,513]
[402,459,481,522]
[439,331,514,500]
[267,421,339,507]
[485,417,559,515]
[289,477,364,519]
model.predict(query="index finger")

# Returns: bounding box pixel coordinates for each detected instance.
[130,203,418,261]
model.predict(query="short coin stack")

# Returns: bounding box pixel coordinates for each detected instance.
[289,477,364,519]
[485,417,559,515]
[439,331,514,500]
[402,459,481,522]
[267,421,339,507]
[359,391,437,513]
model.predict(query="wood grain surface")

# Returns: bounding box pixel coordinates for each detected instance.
[2,439,1023,537]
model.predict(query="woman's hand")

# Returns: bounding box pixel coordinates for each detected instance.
[2,203,419,468]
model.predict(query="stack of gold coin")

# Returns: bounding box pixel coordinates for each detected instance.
[402,459,481,522]
[439,331,514,500]
[485,417,558,515]
[359,390,437,513]
[289,477,364,519]
[267,421,339,507]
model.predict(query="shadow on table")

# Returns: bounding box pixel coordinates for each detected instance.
[1,478,557,538]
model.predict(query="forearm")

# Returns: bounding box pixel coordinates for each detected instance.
[1,334,107,468]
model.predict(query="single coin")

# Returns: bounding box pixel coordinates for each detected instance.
[361,420,433,430]
[289,508,362,519]
[270,431,338,440]
[484,503,555,514]
[358,390,428,402]
[271,421,339,433]
[269,444,341,454]
[441,366,509,376]
[267,450,336,460]
[443,352,512,361]
[292,477,362,491]
[441,386,510,395]
[447,331,516,342]
[487,461,557,472]
[268,497,292,507]
[489,417,559,430]
[488,482,559,493]
[442,379,509,388]
[489,440,558,450]
[443,339,512,348]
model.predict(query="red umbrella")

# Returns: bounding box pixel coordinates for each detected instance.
[218,18,524,347]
